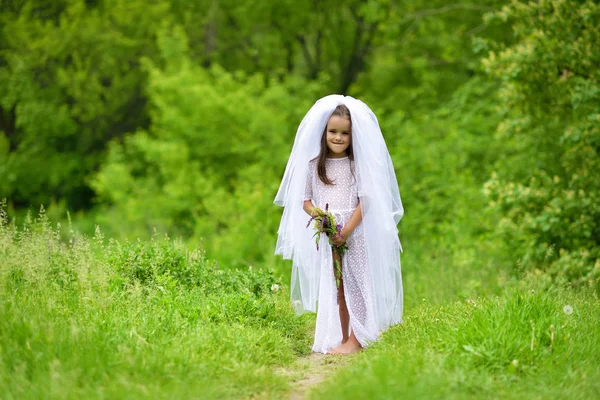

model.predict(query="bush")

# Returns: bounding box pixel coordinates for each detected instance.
[482,0,600,287]
[89,26,322,273]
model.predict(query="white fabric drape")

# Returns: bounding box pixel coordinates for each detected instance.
[274,95,404,339]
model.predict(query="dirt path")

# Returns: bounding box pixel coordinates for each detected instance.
[282,353,349,400]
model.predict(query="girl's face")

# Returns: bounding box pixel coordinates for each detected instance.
[325,115,351,158]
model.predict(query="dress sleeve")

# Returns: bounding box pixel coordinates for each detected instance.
[304,162,314,201]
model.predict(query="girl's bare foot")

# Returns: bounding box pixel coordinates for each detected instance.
[329,333,362,355]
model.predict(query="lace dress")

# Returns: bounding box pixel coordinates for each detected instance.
[304,157,378,353]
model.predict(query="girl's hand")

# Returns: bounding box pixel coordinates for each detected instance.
[332,230,347,247]
[310,207,324,217]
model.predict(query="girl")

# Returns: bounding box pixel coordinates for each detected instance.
[274,95,404,354]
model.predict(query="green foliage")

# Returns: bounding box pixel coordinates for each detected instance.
[0,0,173,208]
[89,26,324,269]
[0,0,507,212]
[356,0,510,113]
[0,204,312,399]
[380,76,511,307]
[482,0,600,286]
[1,0,518,289]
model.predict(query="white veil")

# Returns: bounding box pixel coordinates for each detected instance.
[274,95,404,331]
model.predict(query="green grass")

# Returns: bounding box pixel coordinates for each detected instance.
[311,285,599,399]
[0,211,312,399]
[1,209,598,399]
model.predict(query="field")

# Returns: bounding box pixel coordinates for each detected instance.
[1,209,598,399]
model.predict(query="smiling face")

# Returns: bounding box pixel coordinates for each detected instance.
[325,115,352,158]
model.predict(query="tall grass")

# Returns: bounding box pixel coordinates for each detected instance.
[3,204,597,399]
[0,205,312,399]
[312,284,599,399]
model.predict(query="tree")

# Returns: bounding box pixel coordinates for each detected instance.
[0,0,171,208]
[483,0,600,286]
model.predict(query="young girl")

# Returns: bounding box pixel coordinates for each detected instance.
[274,95,404,354]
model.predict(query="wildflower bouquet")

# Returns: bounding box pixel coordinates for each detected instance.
[306,203,348,288]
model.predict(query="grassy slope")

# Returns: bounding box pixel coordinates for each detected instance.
[1,212,598,399]
[0,214,312,399]
[312,285,599,399]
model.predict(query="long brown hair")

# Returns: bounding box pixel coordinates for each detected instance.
[316,105,355,185]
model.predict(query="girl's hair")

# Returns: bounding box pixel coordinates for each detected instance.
[316,105,355,185]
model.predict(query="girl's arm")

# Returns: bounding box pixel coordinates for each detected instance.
[341,201,362,239]
[303,200,316,216]
[332,201,362,246]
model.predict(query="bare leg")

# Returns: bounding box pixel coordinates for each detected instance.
[329,251,362,354]
[333,251,350,344]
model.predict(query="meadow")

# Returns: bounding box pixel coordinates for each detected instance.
[0,206,312,398]
[1,205,598,399]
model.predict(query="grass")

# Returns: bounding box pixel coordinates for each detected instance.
[1,207,598,399]
[311,284,599,399]
[0,209,312,399]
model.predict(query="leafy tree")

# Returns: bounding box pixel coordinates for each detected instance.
[355,0,510,113]
[90,26,323,266]
[0,0,171,208]
[482,0,600,286]
[1,0,510,214]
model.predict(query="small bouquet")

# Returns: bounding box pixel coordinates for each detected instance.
[306,203,348,288]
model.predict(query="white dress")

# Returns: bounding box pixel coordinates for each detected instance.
[304,156,379,353]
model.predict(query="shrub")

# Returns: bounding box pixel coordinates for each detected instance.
[482,0,600,287]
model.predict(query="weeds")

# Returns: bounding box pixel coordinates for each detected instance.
[0,204,311,399]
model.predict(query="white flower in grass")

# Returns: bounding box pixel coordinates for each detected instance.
[563,305,573,315]
[271,284,280,293]
[293,300,302,308]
